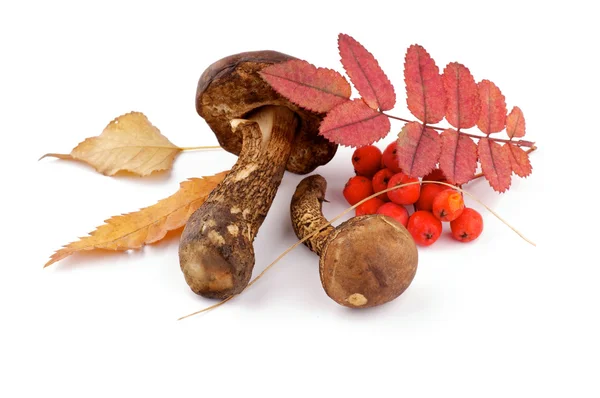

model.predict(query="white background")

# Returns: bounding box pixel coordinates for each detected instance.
[1,1,597,397]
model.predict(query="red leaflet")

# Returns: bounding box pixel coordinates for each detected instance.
[504,143,532,177]
[259,59,351,113]
[396,121,441,178]
[506,106,526,138]
[442,63,481,129]
[439,129,478,185]
[404,45,446,124]
[338,33,396,111]
[478,138,512,192]
[477,80,507,134]
[319,99,391,147]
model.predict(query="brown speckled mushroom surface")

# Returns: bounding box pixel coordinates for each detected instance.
[179,51,337,300]
[196,50,337,174]
[291,175,418,308]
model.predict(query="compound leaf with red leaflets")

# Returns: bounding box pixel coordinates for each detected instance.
[439,129,478,185]
[442,63,481,129]
[260,59,351,113]
[404,45,446,124]
[338,33,396,111]
[319,99,391,147]
[478,138,512,192]
[477,80,507,134]
[396,121,442,178]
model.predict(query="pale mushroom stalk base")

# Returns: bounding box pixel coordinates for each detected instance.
[179,105,298,299]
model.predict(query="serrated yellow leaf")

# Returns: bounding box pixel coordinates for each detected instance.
[41,112,182,176]
[44,171,228,267]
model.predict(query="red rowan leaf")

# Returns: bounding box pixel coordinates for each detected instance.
[396,121,441,178]
[477,80,507,134]
[439,129,478,185]
[338,33,396,111]
[504,143,532,177]
[404,45,446,124]
[506,106,526,138]
[442,63,481,129]
[478,138,512,192]
[259,59,351,113]
[319,99,391,147]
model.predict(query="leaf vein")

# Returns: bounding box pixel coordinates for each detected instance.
[320,113,383,133]
[262,71,350,99]
[349,44,379,109]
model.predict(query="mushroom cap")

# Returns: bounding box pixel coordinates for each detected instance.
[196,50,338,174]
[319,215,418,308]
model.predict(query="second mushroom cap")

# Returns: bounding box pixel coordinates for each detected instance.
[291,174,419,308]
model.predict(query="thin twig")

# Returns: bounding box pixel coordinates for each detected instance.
[177,296,234,320]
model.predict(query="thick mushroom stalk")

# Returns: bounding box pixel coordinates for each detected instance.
[291,175,419,308]
[179,51,337,299]
[180,105,297,298]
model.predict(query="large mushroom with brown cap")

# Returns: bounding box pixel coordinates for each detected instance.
[179,51,338,299]
[291,175,418,308]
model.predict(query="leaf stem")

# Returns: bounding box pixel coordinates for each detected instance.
[381,112,412,124]
[459,131,533,147]
[380,112,535,148]
[179,145,222,151]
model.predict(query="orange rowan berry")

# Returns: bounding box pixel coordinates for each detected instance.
[407,210,442,246]
[415,183,447,212]
[352,145,382,177]
[387,172,420,205]
[343,176,374,206]
[376,202,409,227]
[450,208,483,242]
[382,141,403,173]
[355,197,386,216]
[372,168,394,201]
[432,189,465,222]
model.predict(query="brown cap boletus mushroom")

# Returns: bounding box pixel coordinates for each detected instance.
[291,175,418,308]
[179,51,338,299]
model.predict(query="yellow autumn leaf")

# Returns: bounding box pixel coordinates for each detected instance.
[42,112,183,176]
[44,171,228,267]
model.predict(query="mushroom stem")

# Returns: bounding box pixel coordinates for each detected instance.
[179,105,298,298]
[290,175,335,256]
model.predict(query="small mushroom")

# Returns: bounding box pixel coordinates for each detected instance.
[291,175,418,308]
[179,51,338,299]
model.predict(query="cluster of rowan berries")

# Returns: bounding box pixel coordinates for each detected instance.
[343,142,483,246]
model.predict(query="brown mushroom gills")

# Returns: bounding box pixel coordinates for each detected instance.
[291,175,418,308]
[179,105,298,299]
